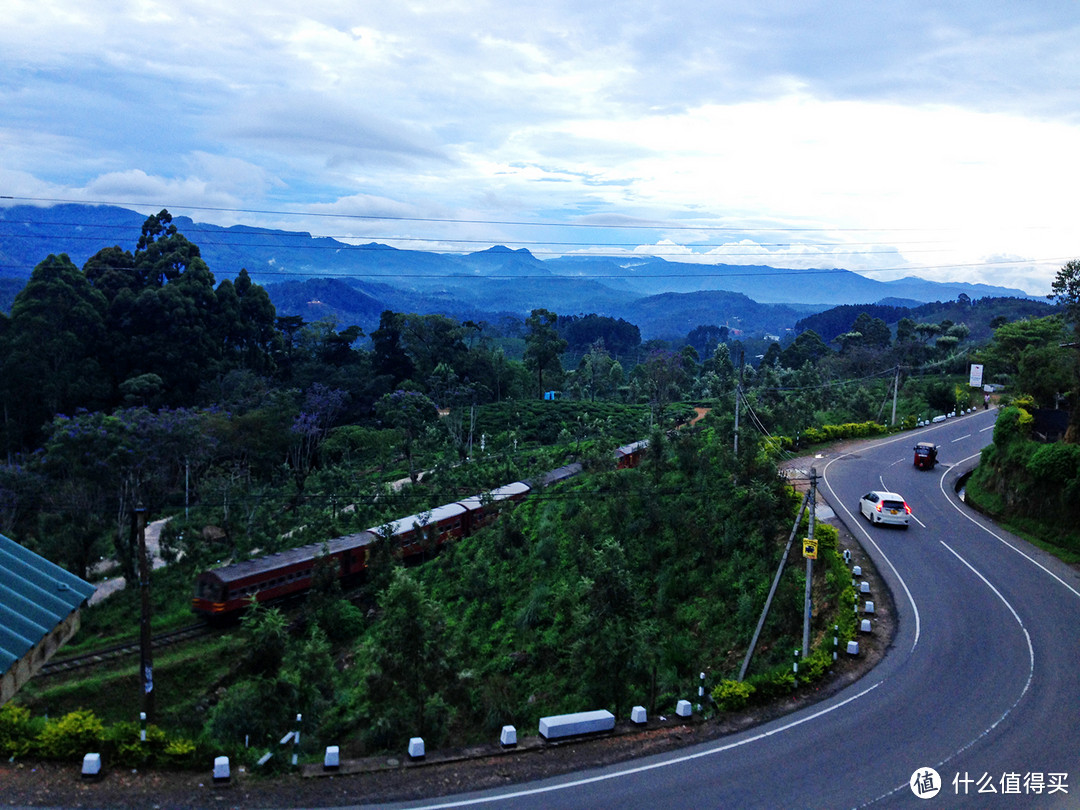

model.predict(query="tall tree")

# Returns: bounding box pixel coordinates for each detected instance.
[359,570,457,746]
[573,538,643,719]
[524,308,567,399]
[215,269,279,374]
[370,310,416,388]
[287,384,348,501]
[779,329,830,369]
[40,408,216,581]
[1048,258,1080,440]
[376,390,440,484]
[0,254,110,451]
[635,348,686,421]
[401,314,468,381]
[89,210,227,404]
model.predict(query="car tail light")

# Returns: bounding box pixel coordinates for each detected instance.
[904,503,912,514]
[875,503,882,512]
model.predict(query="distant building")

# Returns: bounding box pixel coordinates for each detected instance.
[0,534,95,704]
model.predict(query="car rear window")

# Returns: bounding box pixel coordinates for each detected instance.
[883,500,905,510]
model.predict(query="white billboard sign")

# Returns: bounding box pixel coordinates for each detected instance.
[969,364,984,388]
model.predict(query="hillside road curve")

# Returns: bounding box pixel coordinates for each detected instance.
[353,408,1080,809]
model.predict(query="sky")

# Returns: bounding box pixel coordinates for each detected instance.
[2,1,1078,295]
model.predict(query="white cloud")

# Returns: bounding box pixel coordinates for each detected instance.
[1,2,1078,296]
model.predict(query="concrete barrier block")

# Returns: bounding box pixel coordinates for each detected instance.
[860,619,873,633]
[81,752,102,780]
[213,755,230,783]
[538,710,615,739]
[500,725,517,747]
[323,745,340,770]
[847,640,860,655]
[864,600,875,614]
[631,705,647,724]
[408,737,425,758]
[675,700,692,718]
[859,581,870,594]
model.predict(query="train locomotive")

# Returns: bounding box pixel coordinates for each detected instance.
[192,441,646,618]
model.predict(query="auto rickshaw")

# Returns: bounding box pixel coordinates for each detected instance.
[914,441,938,470]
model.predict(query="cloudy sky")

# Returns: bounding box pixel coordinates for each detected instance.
[2,1,1077,294]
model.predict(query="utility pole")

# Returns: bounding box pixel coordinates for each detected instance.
[738,488,811,681]
[802,468,817,656]
[733,382,740,456]
[891,365,900,426]
[135,505,154,722]
[733,347,745,457]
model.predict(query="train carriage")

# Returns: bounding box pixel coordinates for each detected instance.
[192,532,373,617]
[371,501,469,559]
[457,481,531,534]
[532,462,583,489]
[615,440,649,469]
[192,441,637,619]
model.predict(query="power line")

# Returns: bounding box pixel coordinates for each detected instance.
[0,225,962,254]
[0,254,1066,280]
[0,217,962,248]
[1,200,1068,279]
[4,195,999,232]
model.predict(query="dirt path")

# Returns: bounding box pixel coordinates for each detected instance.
[87,518,170,606]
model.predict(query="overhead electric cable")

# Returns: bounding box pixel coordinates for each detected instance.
[3,195,1056,233]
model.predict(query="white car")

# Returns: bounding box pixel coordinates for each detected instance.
[859,491,911,528]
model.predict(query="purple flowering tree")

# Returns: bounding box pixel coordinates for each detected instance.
[287,384,347,503]
[40,407,215,581]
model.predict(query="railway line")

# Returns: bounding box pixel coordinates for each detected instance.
[38,622,213,678]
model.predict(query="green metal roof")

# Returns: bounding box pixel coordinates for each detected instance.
[0,533,95,675]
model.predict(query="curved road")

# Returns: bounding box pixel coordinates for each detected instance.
[353,408,1080,809]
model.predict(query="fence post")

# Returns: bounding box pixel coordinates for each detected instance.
[292,714,302,766]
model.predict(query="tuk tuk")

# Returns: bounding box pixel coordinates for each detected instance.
[914,442,938,470]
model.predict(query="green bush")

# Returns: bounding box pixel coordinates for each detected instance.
[161,737,200,769]
[746,669,796,702]
[0,703,38,757]
[798,649,833,683]
[780,421,890,449]
[711,679,755,711]
[811,522,838,550]
[103,720,168,767]
[36,709,104,760]
[1026,442,1080,482]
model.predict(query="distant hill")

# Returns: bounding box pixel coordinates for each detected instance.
[796,297,1058,345]
[0,203,1041,339]
[618,290,810,342]
[544,254,1034,306]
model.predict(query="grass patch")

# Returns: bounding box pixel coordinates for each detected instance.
[965,477,1080,566]
[16,634,242,737]
[63,564,202,656]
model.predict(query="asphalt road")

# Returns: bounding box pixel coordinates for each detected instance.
[352,408,1080,809]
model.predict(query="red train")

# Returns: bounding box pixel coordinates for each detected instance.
[192,442,647,618]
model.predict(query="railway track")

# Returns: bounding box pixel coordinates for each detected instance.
[38,623,213,678]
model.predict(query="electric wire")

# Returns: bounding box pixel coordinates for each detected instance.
[0,196,1068,279]
[4,195,1027,232]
